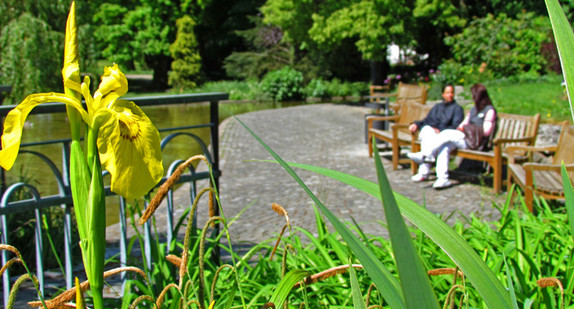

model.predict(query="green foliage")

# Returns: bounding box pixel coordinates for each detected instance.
[193,80,267,101]
[93,0,208,88]
[305,78,329,99]
[168,15,202,91]
[445,12,552,78]
[307,0,413,61]
[261,67,305,101]
[0,13,63,104]
[0,0,71,32]
[92,4,133,65]
[223,16,292,81]
[431,60,494,89]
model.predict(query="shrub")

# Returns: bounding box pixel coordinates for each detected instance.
[261,67,305,101]
[445,12,552,78]
[431,60,464,88]
[305,78,329,99]
[168,15,202,91]
[432,59,494,89]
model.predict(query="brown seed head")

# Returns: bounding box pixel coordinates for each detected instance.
[272,203,290,226]
[537,277,564,292]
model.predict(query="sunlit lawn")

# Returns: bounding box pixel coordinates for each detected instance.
[486,74,570,123]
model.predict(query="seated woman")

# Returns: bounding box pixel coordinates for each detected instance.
[408,83,496,189]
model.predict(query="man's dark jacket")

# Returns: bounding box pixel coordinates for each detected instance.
[413,101,464,131]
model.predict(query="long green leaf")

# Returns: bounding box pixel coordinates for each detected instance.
[373,145,440,308]
[545,0,574,122]
[561,163,574,241]
[234,116,406,309]
[503,255,520,309]
[69,140,90,238]
[269,269,310,307]
[277,160,513,308]
[349,262,367,309]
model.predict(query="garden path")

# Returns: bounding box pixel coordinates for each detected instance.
[175,102,509,246]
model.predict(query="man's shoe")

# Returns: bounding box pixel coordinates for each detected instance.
[433,178,451,189]
[411,173,428,182]
[407,152,425,164]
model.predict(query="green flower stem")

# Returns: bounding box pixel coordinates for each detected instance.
[86,125,98,175]
[86,152,106,309]
[77,126,106,309]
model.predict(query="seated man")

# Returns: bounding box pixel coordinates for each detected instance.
[406,84,464,188]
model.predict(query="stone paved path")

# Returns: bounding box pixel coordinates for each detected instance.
[202,103,506,245]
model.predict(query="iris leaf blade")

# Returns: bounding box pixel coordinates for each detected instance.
[276,160,513,308]
[372,145,439,308]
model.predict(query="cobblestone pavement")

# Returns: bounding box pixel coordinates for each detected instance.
[197,103,507,246]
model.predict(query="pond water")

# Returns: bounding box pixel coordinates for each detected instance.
[5,100,305,226]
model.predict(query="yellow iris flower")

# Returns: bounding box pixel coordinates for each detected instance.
[0,64,163,200]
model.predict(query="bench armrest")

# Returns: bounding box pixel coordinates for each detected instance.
[366,114,399,122]
[390,123,410,135]
[523,163,574,173]
[506,145,558,163]
[390,123,409,129]
[367,114,399,130]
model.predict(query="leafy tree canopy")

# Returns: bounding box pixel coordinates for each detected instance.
[0,13,63,103]
[93,0,208,88]
[262,0,413,61]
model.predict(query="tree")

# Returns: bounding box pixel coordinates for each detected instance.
[195,0,268,80]
[0,1,99,103]
[445,12,552,77]
[169,15,202,90]
[93,0,207,90]
[261,0,414,83]
[0,14,63,104]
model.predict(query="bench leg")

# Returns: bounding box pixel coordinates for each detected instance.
[493,165,502,194]
[492,148,503,194]
[525,186,534,212]
[392,143,399,170]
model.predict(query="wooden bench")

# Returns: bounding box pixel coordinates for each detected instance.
[394,82,428,105]
[366,82,428,113]
[410,113,541,193]
[367,102,433,172]
[507,121,574,212]
[368,84,391,103]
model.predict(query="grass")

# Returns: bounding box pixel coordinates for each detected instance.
[485,74,570,123]
[427,73,568,123]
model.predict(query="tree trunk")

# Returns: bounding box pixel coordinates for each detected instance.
[370,59,390,86]
[146,54,172,91]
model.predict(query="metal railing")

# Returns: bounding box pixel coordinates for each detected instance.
[0,92,227,306]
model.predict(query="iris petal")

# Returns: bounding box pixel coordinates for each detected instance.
[0,93,89,170]
[94,64,128,101]
[62,1,81,93]
[96,100,163,199]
